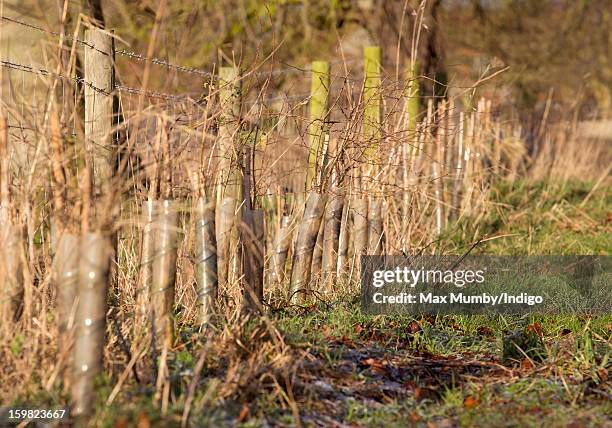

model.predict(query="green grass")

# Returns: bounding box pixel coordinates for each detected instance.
[8,180,611,427]
[446,179,611,255]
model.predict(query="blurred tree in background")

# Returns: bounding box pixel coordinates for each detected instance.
[7,0,609,118]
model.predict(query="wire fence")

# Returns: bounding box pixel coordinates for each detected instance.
[0,14,378,107]
[0,59,108,94]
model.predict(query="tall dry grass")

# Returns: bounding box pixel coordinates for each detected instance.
[0,23,610,419]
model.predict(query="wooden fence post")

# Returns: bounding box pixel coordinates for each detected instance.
[84,28,114,212]
[363,46,382,166]
[307,61,330,190]
[405,61,420,133]
[71,28,115,418]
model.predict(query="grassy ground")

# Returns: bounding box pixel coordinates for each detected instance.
[7,180,612,427]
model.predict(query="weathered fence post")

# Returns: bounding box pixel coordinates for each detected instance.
[84,28,114,209]
[150,200,179,349]
[194,196,217,325]
[289,192,327,302]
[71,28,115,418]
[307,61,330,189]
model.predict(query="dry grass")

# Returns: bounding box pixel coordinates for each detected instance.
[0,17,610,427]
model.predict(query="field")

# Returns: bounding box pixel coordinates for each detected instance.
[2,180,609,427]
[0,1,611,427]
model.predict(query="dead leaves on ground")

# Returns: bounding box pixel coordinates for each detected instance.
[462,395,480,409]
[303,340,508,409]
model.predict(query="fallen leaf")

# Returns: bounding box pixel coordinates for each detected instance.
[238,403,250,422]
[526,322,544,337]
[463,396,479,408]
[521,358,535,371]
[353,324,365,334]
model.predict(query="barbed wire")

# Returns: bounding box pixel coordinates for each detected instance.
[0,59,109,94]
[115,84,200,102]
[115,49,214,78]
[1,56,207,104]
[1,15,375,106]
[1,15,359,81]
[0,15,214,76]
[0,15,108,54]
[244,93,310,108]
